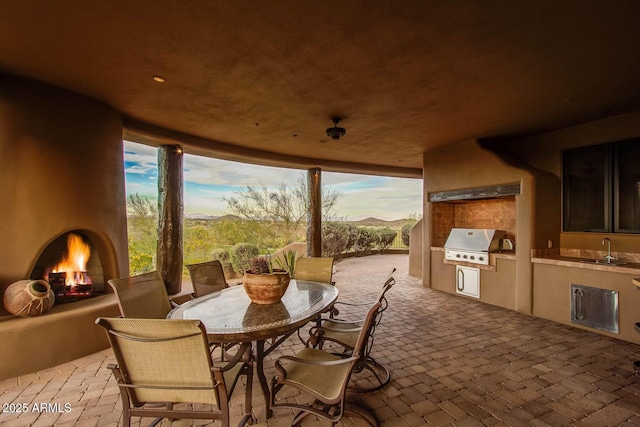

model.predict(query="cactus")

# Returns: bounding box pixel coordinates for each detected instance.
[249,257,271,274]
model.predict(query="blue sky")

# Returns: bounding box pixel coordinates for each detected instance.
[124,141,423,221]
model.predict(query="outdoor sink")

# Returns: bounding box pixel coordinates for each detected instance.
[579,259,627,266]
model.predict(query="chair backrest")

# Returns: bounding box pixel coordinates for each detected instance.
[187,260,228,297]
[295,257,334,284]
[107,271,173,319]
[376,268,396,311]
[352,301,383,361]
[96,317,220,408]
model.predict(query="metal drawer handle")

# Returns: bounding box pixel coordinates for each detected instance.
[574,288,584,320]
[457,269,464,291]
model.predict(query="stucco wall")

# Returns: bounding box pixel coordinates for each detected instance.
[0,76,128,291]
[408,219,423,277]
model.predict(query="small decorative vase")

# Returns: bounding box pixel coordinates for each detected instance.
[3,280,55,317]
[242,270,291,304]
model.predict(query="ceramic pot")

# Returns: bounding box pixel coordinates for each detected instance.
[3,280,55,317]
[242,270,291,304]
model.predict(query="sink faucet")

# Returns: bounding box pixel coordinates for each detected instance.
[602,237,615,263]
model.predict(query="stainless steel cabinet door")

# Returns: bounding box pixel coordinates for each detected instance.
[456,266,480,299]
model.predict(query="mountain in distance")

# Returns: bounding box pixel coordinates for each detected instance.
[347,217,412,228]
[185,213,216,220]
[184,213,411,226]
[184,213,243,221]
[214,214,242,221]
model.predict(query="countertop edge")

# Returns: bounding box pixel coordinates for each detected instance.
[532,256,640,273]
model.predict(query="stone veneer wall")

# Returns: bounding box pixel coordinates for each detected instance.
[431,198,516,247]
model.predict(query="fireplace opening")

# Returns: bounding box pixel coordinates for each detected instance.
[30,232,105,303]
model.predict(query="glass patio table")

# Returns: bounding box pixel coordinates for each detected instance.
[167,279,339,418]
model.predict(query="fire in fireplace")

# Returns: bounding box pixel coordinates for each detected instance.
[40,233,96,302]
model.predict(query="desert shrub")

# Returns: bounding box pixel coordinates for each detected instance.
[229,243,259,274]
[401,223,413,246]
[377,228,397,253]
[212,248,233,274]
[344,223,359,252]
[128,242,155,274]
[354,227,377,257]
[321,222,350,259]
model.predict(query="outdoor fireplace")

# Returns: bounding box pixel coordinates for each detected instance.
[30,232,105,302]
[0,75,129,379]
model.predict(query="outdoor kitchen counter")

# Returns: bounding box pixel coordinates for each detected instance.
[532,255,640,274]
[431,246,515,271]
[531,255,640,346]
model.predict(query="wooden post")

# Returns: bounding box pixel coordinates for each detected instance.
[157,145,184,294]
[307,168,322,257]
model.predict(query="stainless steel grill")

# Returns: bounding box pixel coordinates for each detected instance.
[444,228,506,265]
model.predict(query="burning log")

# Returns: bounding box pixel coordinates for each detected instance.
[45,234,94,301]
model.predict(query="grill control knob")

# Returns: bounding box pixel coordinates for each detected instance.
[479,256,485,261]
[463,255,468,259]
[456,254,461,258]
[470,256,475,260]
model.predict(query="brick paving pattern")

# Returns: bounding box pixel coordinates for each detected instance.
[1,254,640,426]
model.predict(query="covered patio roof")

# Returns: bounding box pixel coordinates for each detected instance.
[2,2,640,176]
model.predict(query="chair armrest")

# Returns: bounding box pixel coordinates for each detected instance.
[212,341,252,372]
[169,299,181,309]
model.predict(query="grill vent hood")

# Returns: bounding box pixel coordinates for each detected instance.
[429,183,520,202]
[444,228,506,252]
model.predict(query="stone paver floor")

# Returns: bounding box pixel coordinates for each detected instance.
[2,254,640,426]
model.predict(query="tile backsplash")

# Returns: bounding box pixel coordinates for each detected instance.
[431,198,516,247]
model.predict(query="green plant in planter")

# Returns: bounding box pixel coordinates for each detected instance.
[274,250,300,277]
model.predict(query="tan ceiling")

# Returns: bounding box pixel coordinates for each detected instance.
[2,1,640,177]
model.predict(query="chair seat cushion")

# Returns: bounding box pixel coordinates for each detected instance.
[319,320,360,348]
[283,348,351,401]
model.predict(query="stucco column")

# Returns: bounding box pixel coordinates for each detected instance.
[157,145,184,294]
[307,168,322,257]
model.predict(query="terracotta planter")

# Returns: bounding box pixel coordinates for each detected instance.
[242,270,291,304]
[3,279,55,317]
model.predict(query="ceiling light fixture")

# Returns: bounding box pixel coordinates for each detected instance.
[153,75,166,83]
[325,117,346,140]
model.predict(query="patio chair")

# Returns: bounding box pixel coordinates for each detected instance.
[186,260,228,298]
[294,257,334,284]
[270,301,381,427]
[185,262,244,360]
[294,256,337,322]
[107,271,176,319]
[305,269,396,393]
[96,317,253,427]
[330,267,396,318]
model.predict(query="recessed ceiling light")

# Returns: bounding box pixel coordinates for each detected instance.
[153,76,166,83]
